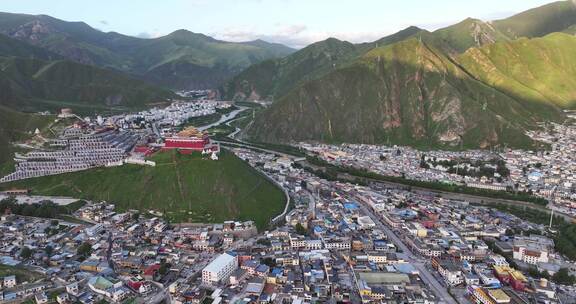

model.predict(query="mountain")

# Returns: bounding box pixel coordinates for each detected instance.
[128,30,295,90]
[0,53,175,113]
[0,32,61,60]
[246,37,564,149]
[229,1,576,149]
[493,0,576,39]
[458,32,576,109]
[222,26,422,101]
[0,12,294,89]
[426,18,510,53]
[222,37,358,101]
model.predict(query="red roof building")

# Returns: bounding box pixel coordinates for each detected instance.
[162,127,219,154]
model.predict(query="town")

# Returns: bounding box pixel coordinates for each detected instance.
[0,100,233,183]
[299,114,576,218]
[1,101,576,304]
[1,141,576,303]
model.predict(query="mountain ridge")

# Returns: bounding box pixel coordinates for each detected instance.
[0,12,295,90]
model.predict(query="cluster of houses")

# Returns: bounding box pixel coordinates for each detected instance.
[117,100,231,128]
[230,148,576,303]
[300,143,511,193]
[504,120,576,215]
[0,128,139,183]
[2,134,576,303]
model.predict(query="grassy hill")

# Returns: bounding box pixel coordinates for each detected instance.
[0,48,175,113]
[0,106,54,175]
[246,38,563,149]
[222,27,423,101]
[0,150,286,229]
[222,37,359,101]
[459,32,576,109]
[226,2,576,150]
[494,0,576,39]
[426,18,510,53]
[0,13,294,90]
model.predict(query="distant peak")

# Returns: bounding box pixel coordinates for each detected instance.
[169,29,193,35]
[404,25,422,31]
[323,37,343,42]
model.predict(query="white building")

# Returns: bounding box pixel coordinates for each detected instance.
[512,238,550,265]
[202,252,238,284]
[3,275,16,288]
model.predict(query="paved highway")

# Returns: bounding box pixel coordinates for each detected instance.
[351,193,459,304]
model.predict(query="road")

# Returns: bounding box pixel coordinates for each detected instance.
[351,192,459,304]
[0,194,80,205]
[197,106,248,131]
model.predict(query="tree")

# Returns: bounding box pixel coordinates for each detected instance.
[45,245,54,256]
[159,262,170,275]
[552,268,576,285]
[50,220,59,226]
[295,223,307,236]
[257,239,271,246]
[77,242,93,257]
[261,257,276,267]
[20,246,33,260]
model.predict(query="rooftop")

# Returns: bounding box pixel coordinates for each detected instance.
[204,253,236,273]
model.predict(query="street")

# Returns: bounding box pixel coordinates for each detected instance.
[351,193,459,304]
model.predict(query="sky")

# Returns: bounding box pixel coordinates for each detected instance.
[1,0,556,48]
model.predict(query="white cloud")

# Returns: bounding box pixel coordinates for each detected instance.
[136,30,164,39]
[212,24,395,48]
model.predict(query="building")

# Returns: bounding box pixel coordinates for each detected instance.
[202,252,238,284]
[433,258,463,286]
[494,266,528,291]
[88,276,130,303]
[468,286,511,304]
[4,275,16,288]
[35,293,49,304]
[512,237,550,265]
[162,127,218,154]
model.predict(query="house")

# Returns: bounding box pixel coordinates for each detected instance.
[56,293,70,304]
[35,293,49,304]
[4,275,17,288]
[143,264,161,281]
[433,258,463,286]
[66,282,80,296]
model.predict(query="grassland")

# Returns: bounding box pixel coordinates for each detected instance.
[0,150,286,229]
[0,106,55,175]
[0,265,44,283]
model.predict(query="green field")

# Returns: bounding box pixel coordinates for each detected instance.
[0,106,55,176]
[0,150,286,229]
[0,265,44,283]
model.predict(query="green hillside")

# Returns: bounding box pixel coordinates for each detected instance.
[0,150,286,229]
[459,32,576,109]
[494,0,576,39]
[427,18,510,53]
[0,13,294,89]
[222,27,423,101]
[0,55,174,113]
[0,106,54,175]
[247,38,563,149]
[0,33,60,60]
[228,2,576,150]
[222,37,359,101]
